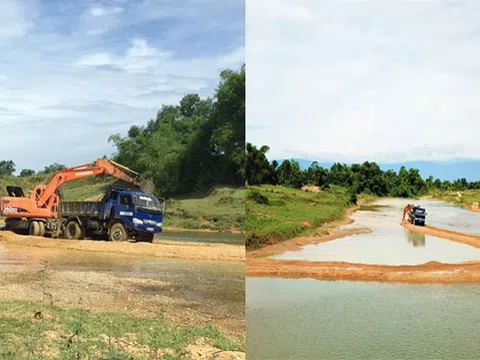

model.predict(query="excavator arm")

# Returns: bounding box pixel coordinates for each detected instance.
[36,158,139,209]
[403,203,414,220]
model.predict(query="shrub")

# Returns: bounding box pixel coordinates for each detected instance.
[248,190,269,205]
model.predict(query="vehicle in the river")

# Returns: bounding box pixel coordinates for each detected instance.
[407,206,426,226]
[0,158,164,241]
[60,185,164,242]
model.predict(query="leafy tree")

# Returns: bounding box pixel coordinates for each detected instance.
[19,169,35,177]
[0,160,15,176]
[246,143,272,185]
[41,163,66,174]
[109,65,245,197]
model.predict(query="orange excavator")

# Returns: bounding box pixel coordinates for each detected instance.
[0,158,139,237]
[403,203,415,221]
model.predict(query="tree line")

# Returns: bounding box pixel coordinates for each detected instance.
[246,143,480,198]
[0,65,245,197]
[0,161,66,177]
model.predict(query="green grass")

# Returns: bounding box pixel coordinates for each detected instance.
[164,187,245,232]
[0,300,242,360]
[0,174,244,232]
[428,189,480,210]
[246,184,353,249]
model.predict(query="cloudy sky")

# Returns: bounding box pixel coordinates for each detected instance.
[247,0,480,163]
[0,0,244,173]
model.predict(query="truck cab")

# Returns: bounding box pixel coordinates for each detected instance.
[99,186,165,242]
[408,206,426,226]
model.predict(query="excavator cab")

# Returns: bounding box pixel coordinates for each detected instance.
[6,186,25,197]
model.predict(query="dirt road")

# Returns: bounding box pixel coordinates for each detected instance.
[0,231,244,262]
[246,258,480,283]
[401,221,480,248]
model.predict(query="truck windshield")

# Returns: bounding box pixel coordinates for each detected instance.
[132,194,162,211]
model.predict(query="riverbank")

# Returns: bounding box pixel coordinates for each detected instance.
[424,189,480,213]
[246,184,357,250]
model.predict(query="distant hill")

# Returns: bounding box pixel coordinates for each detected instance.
[273,158,480,182]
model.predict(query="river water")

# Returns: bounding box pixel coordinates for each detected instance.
[247,278,480,360]
[273,198,480,265]
[247,199,480,359]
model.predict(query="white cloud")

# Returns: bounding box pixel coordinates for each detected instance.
[0,1,244,172]
[246,0,480,162]
[89,6,123,17]
[0,0,35,39]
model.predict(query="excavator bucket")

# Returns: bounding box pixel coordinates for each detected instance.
[6,186,25,197]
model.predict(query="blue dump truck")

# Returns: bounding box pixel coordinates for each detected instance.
[60,185,165,242]
[408,206,426,226]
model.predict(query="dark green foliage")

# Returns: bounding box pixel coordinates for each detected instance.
[0,160,15,176]
[248,190,269,204]
[109,65,245,197]
[40,163,66,174]
[19,169,35,177]
[248,143,480,197]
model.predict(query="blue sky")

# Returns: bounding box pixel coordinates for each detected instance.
[0,0,244,172]
[247,0,480,165]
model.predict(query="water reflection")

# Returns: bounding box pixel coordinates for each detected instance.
[404,229,426,247]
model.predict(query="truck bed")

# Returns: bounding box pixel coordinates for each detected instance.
[60,201,100,217]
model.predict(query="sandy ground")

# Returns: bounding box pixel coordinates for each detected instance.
[0,231,244,262]
[0,227,245,355]
[0,262,245,342]
[246,258,480,283]
[247,209,480,283]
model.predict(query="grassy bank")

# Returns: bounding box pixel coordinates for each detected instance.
[165,187,245,232]
[0,175,244,232]
[246,184,354,250]
[0,300,241,360]
[427,189,480,212]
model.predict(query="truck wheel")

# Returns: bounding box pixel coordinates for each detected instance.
[110,223,127,242]
[38,222,45,237]
[64,221,81,240]
[29,221,40,236]
[136,233,154,243]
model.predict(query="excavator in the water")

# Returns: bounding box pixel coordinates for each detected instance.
[403,203,426,226]
[0,159,164,242]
